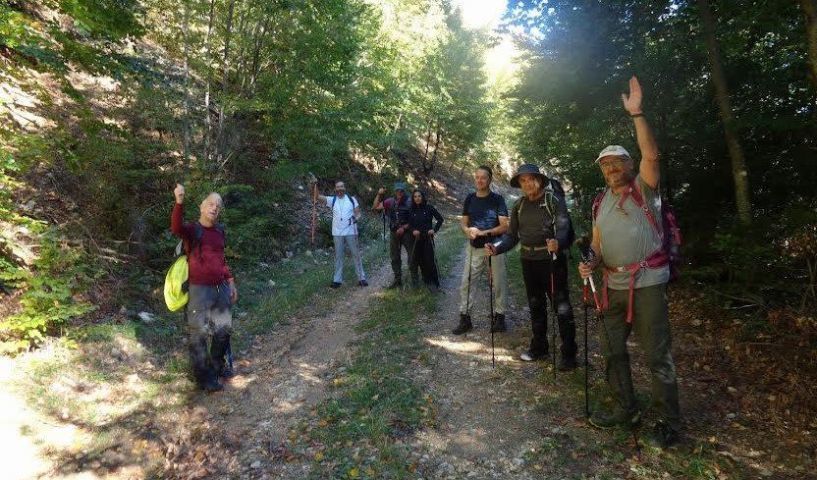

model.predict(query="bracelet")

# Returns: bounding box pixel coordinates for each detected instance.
[630,112,645,118]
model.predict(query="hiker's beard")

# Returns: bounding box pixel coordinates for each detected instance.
[605,168,634,189]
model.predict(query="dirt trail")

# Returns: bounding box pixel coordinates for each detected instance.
[407,248,597,479]
[171,261,396,478]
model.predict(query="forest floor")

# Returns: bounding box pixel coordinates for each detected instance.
[2,211,816,479]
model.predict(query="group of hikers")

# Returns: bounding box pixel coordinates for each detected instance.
[169,76,681,448]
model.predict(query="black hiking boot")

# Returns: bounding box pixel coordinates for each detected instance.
[201,377,224,393]
[490,313,507,333]
[558,354,578,371]
[519,350,547,362]
[647,421,680,448]
[452,314,473,335]
[589,407,641,430]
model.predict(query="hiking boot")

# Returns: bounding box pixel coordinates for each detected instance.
[647,421,680,448]
[201,377,224,393]
[330,282,341,289]
[358,280,369,287]
[220,364,235,379]
[519,350,547,362]
[451,314,473,335]
[558,355,578,371]
[490,313,507,333]
[386,278,402,289]
[588,407,641,430]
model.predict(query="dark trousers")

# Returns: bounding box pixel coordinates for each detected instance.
[389,230,412,280]
[601,284,681,430]
[186,283,232,386]
[410,236,440,287]
[521,255,577,358]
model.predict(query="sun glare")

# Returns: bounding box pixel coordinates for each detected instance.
[453,0,508,30]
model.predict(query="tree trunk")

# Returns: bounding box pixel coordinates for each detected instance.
[427,123,442,174]
[698,0,752,225]
[215,0,237,168]
[181,0,191,170]
[800,0,817,92]
[203,0,217,168]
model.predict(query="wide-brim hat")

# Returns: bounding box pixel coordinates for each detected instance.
[595,145,632,163]
[510,164,548,188]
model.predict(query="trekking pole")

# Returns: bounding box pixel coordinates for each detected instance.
[577,239,641,456]
[309,173,317,246]
[409,233,418,287]
[582,278,590,418]
[431,236,441,287]
[487,253,496,368]
[550,247,557,374]
[465,243,473,318]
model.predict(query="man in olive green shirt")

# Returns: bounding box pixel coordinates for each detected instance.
[578,76,681,448]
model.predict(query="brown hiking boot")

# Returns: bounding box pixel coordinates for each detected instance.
[452,314,473,335]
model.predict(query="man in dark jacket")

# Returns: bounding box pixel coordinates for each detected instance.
[373,182,412,289]
[487,164,578,370]
[171,183,237,393]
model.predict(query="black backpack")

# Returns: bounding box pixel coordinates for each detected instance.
[516,178,575,250]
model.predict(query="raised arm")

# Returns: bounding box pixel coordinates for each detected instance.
[373,187,386,211]
[312,183,327,203]
[622,75,659,189]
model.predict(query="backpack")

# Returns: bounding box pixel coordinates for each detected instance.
[331,195,361,236]
[516,178,576,250]
[592,180,681,281]
[163,223,226,312]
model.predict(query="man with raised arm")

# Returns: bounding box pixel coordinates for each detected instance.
[314,180,367,289]
[170,184,236,393]
[578,76,681,447]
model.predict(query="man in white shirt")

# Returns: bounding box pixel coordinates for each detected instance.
[313,180,368,288]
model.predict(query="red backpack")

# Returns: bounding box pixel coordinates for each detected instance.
[592,179,682,282]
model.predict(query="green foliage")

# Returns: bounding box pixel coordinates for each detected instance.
[504,0,817,302]
[0,230,99,354]
[0,4,36,49]
[58,0,144,40]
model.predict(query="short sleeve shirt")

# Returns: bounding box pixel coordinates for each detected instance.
[594,175,670,289]
[326,195,359,236]
[462,191,508,247]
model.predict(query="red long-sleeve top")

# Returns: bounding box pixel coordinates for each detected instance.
[171,203,233,286]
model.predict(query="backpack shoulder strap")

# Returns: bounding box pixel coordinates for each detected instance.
[591,189,607,222]
[626,180,661,237]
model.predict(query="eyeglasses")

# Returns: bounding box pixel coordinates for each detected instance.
[599,158,627,170]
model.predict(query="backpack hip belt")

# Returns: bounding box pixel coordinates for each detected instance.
[520,244,549,252]
[601,248,668,323]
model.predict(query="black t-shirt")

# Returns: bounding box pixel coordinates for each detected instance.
[462,191,508,248]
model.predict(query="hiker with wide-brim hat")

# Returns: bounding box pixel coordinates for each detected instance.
[373,181,412,289]
[408,189,444,289]
[488,163,578,370]
[577,75,681,448]
[451,165,510,335]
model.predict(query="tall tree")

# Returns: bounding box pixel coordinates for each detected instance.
[698,0,752,225]
[800,0,817,91]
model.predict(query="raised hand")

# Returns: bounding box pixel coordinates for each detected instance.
[174,183,185,204]
[621,75,643,115]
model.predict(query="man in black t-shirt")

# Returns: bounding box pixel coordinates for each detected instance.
[452,166,510,335]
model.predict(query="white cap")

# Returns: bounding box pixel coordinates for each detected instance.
[595,145,632,163]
